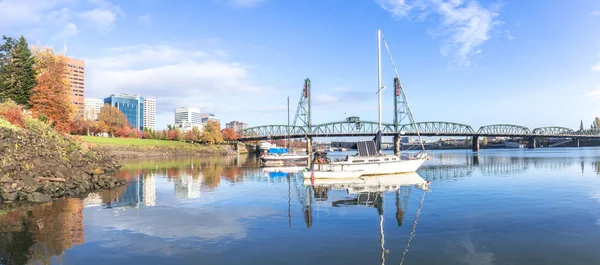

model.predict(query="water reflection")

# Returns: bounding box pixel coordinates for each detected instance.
[2,149,600,264]
[0,198,84,265]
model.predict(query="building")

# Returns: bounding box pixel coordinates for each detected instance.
[200,113,220,124]
[226,121,247,132]
[104,93,144,130]
[83,98,103,121]
[175,107,202,124]
[143,98,156,131]
[172,107,203,132]
[65,57,85,114]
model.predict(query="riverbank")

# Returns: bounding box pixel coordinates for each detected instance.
[0,123,126,204]
[80,136,229,159]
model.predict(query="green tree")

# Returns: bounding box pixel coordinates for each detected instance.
[0,36,36,107]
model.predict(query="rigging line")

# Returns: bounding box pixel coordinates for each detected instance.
[380,214,386,265]
[399,189,427,265]
[380,32,426,152]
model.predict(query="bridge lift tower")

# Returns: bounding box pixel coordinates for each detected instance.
[293,78,313,165]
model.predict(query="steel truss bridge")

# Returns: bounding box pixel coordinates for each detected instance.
[240,121,600,141]
[239,78,600,147]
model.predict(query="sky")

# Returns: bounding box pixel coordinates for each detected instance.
[1,0,600,131]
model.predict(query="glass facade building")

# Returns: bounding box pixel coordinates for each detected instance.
[104,93,145,130]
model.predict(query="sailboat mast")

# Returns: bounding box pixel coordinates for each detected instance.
[377,30,382,133]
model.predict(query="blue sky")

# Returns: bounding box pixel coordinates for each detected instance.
[1,0,600,130]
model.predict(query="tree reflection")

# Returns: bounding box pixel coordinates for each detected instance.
[0,198,84,265]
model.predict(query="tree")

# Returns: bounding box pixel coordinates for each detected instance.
[29,45,74,133]
[0,36,36,107]
[116,126,132,138]
[130,128,141,138]
[69,115,87,135]
[184,130,196,142]
[142,131,152,139]
[221,128,238,141]
[192,126,202,141]
[167,129,181,141]
[97,104,128,137]
[202,120,223,144]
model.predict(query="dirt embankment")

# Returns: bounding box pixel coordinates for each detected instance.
[0,127,126,204]
[89,144,230,160]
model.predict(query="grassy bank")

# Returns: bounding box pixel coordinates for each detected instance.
[80,136,228,158]
[80,136,193,146]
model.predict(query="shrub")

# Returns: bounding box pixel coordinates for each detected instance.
[0,99,25,127]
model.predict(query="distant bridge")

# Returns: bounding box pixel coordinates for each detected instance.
[239,78,600,152]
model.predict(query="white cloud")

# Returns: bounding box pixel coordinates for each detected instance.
[226,0,266,8]
[593,62,600,72]
[137,14,151,27]
[586,88,600,98]
[86,45,270,126]
[54,22,78,39]
[0,0,63,26]
[592,11,600,16]
[79,8,117,31]
[0,0,122,37]
[377,0,502,65]
[504,30,514,40]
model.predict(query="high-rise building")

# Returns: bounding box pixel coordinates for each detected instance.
[172,107,203,132]
[143,98,156,131]
[65,57,85,114]
[200,113,220,124]
[175,107,201,124]
[84,98,103,121]
[226,121,247,132]
[104,93,144,130]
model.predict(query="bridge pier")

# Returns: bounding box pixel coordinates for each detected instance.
[306,137,313,169]
[575,137,580,147]
[528,136,536,149]
[472,135,479,152]
[393,135,401,156]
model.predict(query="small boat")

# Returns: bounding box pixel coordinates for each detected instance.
[504,141,524,148]
[260,147,308,167]
[303,30,428,179]
[259,141,276,153]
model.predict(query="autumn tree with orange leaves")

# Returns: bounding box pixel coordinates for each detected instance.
[97,104,128,137]
[28,45,75,133]
[221,128,238,141]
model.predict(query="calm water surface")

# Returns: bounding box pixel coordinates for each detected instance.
[2,148,600,265]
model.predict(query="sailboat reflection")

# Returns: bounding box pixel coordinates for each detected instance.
[303,173,430,265]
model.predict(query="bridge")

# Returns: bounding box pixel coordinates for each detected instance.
[239,78,600,152]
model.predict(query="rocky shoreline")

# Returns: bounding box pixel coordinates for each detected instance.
[0,127,127,204]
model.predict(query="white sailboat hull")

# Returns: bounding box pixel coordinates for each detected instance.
[303,156,426,179]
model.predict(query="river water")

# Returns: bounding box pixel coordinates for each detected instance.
[1,148,600,265]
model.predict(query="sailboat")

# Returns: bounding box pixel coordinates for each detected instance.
[303,30,428,179]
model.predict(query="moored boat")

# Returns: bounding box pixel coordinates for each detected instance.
[260,147,308,167]
[303,29,428,179]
